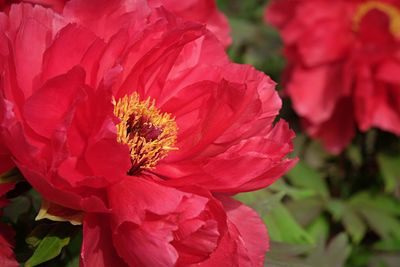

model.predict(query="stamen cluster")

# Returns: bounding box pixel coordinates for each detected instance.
[113,93,178,174]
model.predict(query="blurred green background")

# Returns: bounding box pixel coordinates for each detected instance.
[217,0,400,266]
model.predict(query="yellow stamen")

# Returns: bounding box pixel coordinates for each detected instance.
[353,1,400,38]
[113,93,178,172]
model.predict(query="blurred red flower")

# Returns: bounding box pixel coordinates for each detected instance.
[266,0,400,153]
[0,1,294,265]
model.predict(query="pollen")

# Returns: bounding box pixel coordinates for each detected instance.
[353,1,400,38]
[113,93,178,174]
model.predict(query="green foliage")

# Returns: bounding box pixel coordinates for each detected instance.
[2,187,81,266]
[25,224,72,267]
[341,205,366,243]
[264,202,313,244]
[349,193,400,241]
[307,233,352,267]
[378,153,400,193]
[286,162,330,199]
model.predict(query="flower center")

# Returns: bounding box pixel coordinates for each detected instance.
[353,1,400,38]
[113,93,178,175]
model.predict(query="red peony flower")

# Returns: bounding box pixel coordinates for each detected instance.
[1,0,295,213]
[0,1,295,266]
[266,0,400,153]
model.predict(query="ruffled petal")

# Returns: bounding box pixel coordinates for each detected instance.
[81,213,128,267]
[148,0,231,47]
[220,197,269,267]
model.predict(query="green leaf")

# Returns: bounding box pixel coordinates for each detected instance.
[25,224,72,267]
[66,230,83,256]
[235,189,285,213]
[3,189,41,224]
[26,224,54,248]
[378,153,400,193]
[346,145,362,167]
[286,162,329,198]
[264,203,313,244]
[270,179,316,200]
[265,257,310,267]
[350,193,400,240]
[302,140,330,170]
[358,208,400,240]
[307,216,330,243]
[323,233,352,267]
[65,257,79,267]
[64,232,83,267]
[3,195,31,223]
[235,190,267,205]
[326,200,346,221]
[341,207,367,243]
[306,233,351,267]
[0,168,23,184]
[350,192,400,217]
[286,197,324,226]
[368,253,400,267]
[268,241,313,256]
[374,239,400,252]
